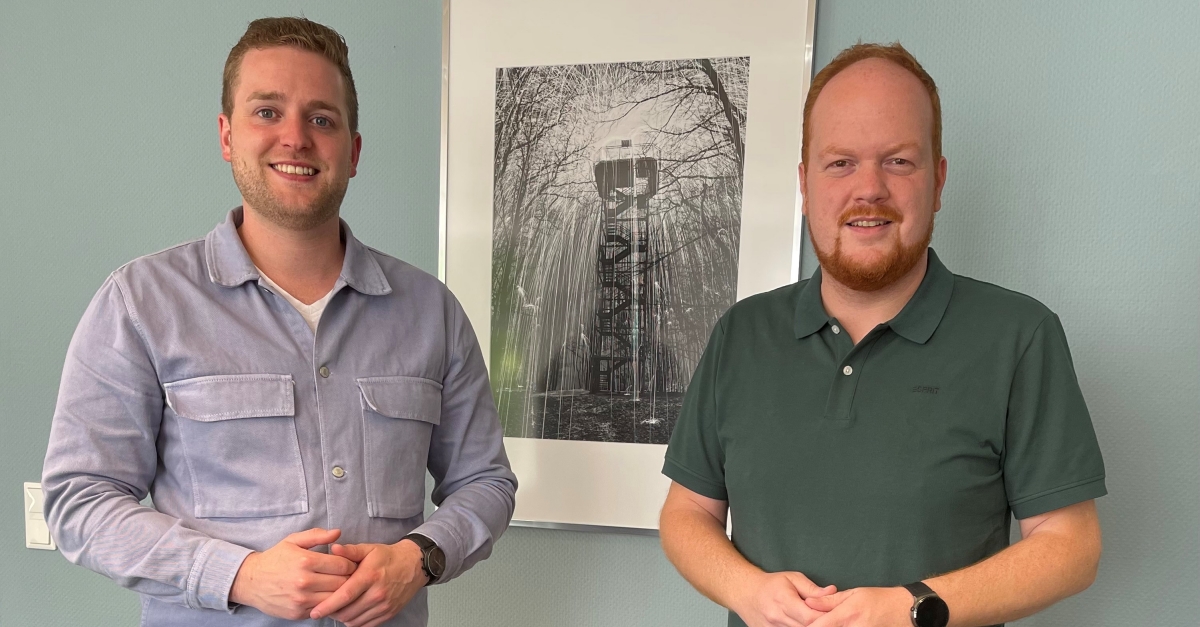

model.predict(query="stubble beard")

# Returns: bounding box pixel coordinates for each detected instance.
[811,204,934,292]
[231,153,348,231]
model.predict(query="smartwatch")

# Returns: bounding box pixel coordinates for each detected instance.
[402,533,446,585]
[903,581,949,627]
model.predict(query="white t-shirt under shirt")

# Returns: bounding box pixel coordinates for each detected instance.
[256,268,337,333]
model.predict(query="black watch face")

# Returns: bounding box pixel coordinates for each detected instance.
[427,546,447,578]
[915,596,949,627]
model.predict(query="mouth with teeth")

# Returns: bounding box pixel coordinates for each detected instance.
[838,205,903,234]
[270,163,319,177]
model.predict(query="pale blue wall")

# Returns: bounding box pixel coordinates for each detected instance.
[2,1,1196,626]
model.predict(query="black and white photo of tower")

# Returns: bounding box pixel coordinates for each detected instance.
[491,57,750,444]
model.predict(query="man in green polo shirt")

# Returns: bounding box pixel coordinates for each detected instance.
[659,43,1105,627]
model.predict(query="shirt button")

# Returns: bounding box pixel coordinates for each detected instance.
[319,366,330,378]
[843,365,853,376]
[831,325,841,334]
[331,466,345,478]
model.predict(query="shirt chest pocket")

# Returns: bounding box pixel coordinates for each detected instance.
[358,376,442,519]
[164,374,308,518]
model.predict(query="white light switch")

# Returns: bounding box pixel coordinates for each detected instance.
[24,482,56,551]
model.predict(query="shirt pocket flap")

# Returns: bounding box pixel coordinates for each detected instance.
[357,376,443,425]
[163,374,295,422]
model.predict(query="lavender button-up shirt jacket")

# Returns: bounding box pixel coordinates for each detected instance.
[42,209,517,626]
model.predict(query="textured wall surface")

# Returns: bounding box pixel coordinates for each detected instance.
[2,1,1196,626]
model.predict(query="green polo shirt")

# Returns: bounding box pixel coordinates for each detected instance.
[664,249,1105,623]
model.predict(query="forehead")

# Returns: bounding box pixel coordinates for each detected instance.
[809,58,933,152]
[233,46,347,109]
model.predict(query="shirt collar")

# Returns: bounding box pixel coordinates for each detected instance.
[793,248,954,344]
[793,268,830,339]
[204,207,392,296]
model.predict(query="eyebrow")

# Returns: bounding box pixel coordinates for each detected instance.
[819,142,921,158]
[246,91,285,103]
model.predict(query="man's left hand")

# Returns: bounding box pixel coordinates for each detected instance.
[309,540,428,627]
[804,587,913,627]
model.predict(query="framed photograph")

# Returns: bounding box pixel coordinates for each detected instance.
[440,0,818,532]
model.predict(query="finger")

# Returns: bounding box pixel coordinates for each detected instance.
[807,610,842,627]
[357,602,405,627]
[297,550,359,576]
[784,572,836,599]
[293,572,352,593]
[759,612,803,627]
[804,591,847,612]
[285,527,342,549]
[360,613,397,627]
[331,542,380,563]
[310,572,372,619]
[781,598,828,626]
[335,593,385,627]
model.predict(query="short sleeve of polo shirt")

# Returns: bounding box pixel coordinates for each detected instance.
[1004,313,1107,519]
[663,319,728,501]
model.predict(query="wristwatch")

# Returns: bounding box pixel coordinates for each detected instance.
[402,533,446,585]
[903,581,949,627]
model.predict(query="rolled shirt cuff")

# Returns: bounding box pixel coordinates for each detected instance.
[186,538,254,611]
[408,520,467,583]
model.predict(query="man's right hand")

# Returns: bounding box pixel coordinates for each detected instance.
[732,571,837,627]
[229,528,359,620]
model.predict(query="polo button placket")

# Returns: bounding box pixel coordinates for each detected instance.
[823,327,882,423]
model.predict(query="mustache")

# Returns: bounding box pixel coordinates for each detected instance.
[838,205,903,224]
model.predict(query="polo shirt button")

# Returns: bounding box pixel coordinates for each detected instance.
[319,366,330,378]
[832,325,841,334]
[331,466,345,478]
[843,365,853,376]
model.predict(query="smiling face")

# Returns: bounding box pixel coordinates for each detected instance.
[800,58,947,292]
[219,46,361,231]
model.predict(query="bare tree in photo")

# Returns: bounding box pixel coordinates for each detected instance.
[492,57,750,444]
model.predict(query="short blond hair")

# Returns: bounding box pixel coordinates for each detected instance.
[222,17,359,133]
[803,42,940,163]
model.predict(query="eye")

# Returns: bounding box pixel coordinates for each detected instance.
[890,158,910,166]
[255,109,276,119]
[312,116,331,128]
[829,159,850,168]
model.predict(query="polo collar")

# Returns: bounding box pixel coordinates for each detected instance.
[793,269,830,339]
[204,208,392,296]
[793,248,954,344]
[887,248,954,344]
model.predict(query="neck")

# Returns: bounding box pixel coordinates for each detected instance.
[237,205,345,304]
[819,249,929,344]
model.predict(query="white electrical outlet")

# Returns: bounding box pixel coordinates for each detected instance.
[24,482,56,551]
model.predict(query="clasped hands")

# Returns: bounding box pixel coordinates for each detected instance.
[734,571,914,627]
[230,528,428,627]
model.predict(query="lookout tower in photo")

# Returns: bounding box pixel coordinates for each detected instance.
[589,139,659,397]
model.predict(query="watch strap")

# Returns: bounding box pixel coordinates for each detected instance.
[403,533,440,584]
[903,581,936,598]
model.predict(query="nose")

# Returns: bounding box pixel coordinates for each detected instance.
[278,114,312,151]
[852,162,889,206]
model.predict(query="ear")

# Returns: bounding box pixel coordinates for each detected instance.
[349,132,363,178]
[798,162,809,216]
[933,155,948,213]
[219,113,233,163]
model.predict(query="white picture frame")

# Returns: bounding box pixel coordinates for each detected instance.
[439,0,818,532]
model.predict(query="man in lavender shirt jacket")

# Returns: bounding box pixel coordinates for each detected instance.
[41,17,516,627]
